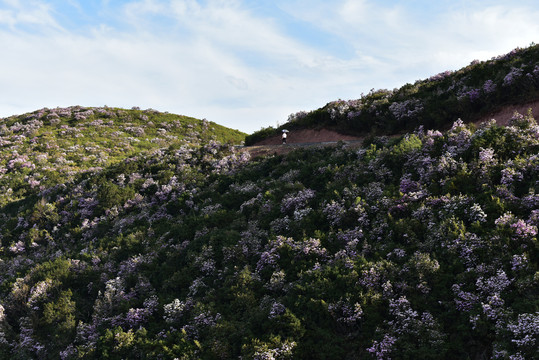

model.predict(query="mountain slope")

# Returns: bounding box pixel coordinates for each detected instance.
[246,43,539,145]
[0,108,537,359]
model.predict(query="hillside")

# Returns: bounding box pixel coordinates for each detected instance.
[246,43,539,145]
[0,101,537,358]
[1,45,538,359]
[0,106,245,207]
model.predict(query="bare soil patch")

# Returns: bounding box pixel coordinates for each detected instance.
[252,128,363,145]
[473,99,539,126]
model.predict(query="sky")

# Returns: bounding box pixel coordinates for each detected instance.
[0,0,538,133]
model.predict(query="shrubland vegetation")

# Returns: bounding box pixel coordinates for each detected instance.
[0,46,538,359]
[246,43,539,145]
[0,106,244,207]
[0,103,537,359]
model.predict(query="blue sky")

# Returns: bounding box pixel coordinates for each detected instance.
[1,0,538,133]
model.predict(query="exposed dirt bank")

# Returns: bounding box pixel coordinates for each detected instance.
[473,99,539,126]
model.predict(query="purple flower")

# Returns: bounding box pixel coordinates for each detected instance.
[503,67,524,86]
[465,203,487,223]
[269,302,286,319]
[511,220,537,238]
[280,188,315,213]
[428,70,453,82]
[452,284,479,312]
[328,300,363,325]
[466,88,481,102]
[287,110,309,123]
[511,254,528,272]
[323,200,346,226]
[495,212,515,226]
[193,311,221,328]
[500,166,523,187]
[389,99,423,122]
[163,298,188,323]
[483,79,497,94]
[367,334,397,360]
[507,313,539,349]
[253,340,296,360]
[399,174,419,194]
[256,250,280,273]
[9,240,26,254]
[478,147,496,165]
[476,270,511,295]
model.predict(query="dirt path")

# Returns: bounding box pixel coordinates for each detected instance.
[252,128,363,146]
[242,140,365,158]
[244,129,365,158]
[243,100,539,158]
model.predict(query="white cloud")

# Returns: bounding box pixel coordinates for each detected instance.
[439,5,539,50]
[0,0,538,133]
[0,10,16,28]
[169,0,202,17]
[0,0,62,30]
[0,15,326,131]
[123,0,169,26]
[120,0,324,70]
[338,0,370,24]
[279,0,539,83]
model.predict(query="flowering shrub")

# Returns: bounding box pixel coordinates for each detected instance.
[1,99,539,359]
[503,67,524,87]
[389,99,424,122]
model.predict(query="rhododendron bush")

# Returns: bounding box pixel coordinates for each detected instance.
[0,103,536,359]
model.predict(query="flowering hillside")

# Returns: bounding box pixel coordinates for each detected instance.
[246,43,539,145]
[0,104,537,358]
[0,106,245,207]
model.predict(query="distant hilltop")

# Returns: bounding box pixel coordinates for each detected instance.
[246,43,539,145]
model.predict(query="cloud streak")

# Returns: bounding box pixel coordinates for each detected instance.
[0,0,61,31]
[0,0,538,132]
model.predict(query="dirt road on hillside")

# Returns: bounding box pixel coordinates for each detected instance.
[253,128,363,146]
[243,100,539,158]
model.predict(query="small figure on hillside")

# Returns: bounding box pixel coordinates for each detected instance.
[282,129,288,144]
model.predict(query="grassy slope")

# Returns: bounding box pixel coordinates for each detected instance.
[0,106,245,206]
